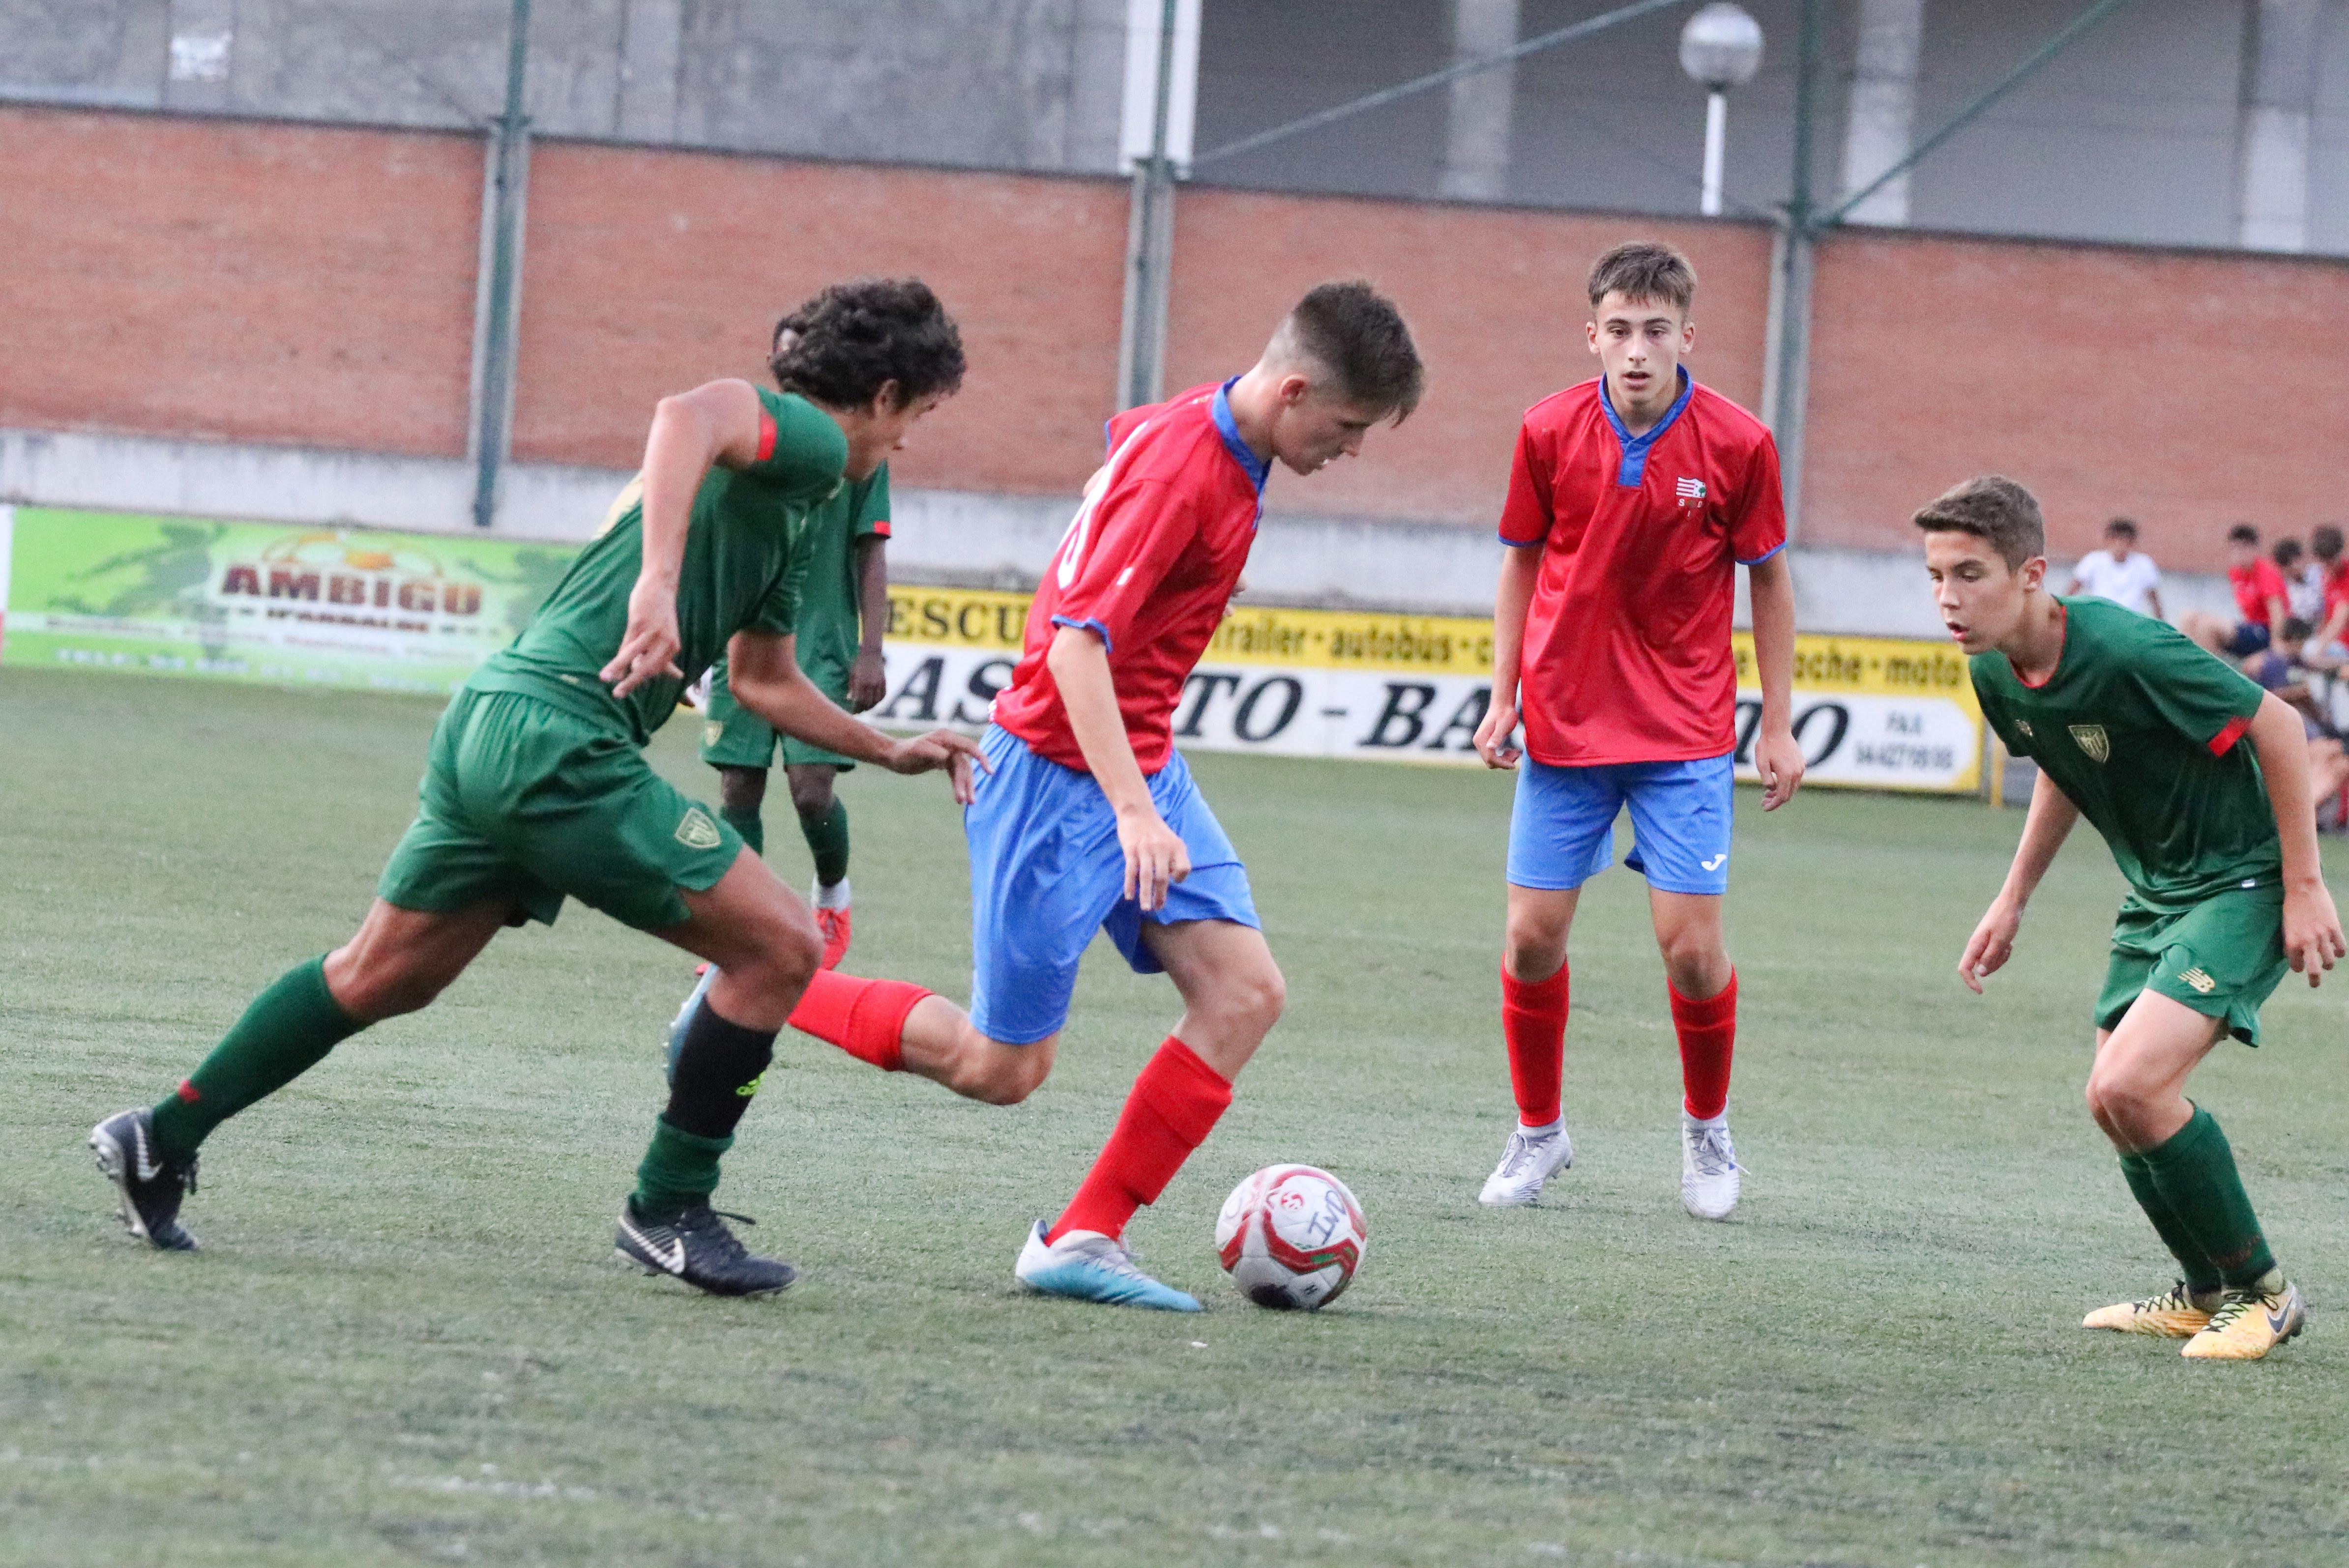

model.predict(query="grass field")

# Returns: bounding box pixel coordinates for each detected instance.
[4,664,2348,1568]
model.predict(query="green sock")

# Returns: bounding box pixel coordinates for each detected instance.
[2118,1151,2221,1292]
[149,957,364,1161]
[800,799,849,889]
[721,806,765,858]
[631,1116,734,1223]
[2140,1105,2277,1288]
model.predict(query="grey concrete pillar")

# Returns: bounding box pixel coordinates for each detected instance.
[1439,0,1520,202]
[615,0,681,142]
[2237,0,2322,252]
[1837,0,1926,226]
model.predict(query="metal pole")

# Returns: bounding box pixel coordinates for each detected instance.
[471,0,532,529]
[1117,0,1181,411]
[1762,0,1823,538]
[1700,89,1727,216]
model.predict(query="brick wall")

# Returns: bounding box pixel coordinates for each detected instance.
[0,106,479,458]
[8,104,2348,573]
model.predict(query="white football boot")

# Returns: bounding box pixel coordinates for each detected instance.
[1477,1117,1574,1206]
[1680,1111,1741,1220]
[1014,1222,1202,1311]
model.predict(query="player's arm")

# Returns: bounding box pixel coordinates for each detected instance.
[1745,552,1804,809]
[602,378,766,698]
[1474,544,1541,769]
[1960,769,2082,992]
[725,628,986,803]
[1046,624,1189,912]
[2244,691,2347,986]
[848,535,890,712]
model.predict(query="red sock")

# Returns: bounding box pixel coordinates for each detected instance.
[1500,961,1569,1127]
[786,970,929,1072]
[1047,1037,1233,1244]
[1671,969,1737,1120]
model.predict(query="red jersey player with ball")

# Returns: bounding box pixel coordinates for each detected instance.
[774,283,1425,1309]
[1471,241,1803,1220]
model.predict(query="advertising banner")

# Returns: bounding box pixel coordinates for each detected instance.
[0,509,1981,793]
[0,507,578,695]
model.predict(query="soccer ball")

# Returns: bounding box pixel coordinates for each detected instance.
[1214,1164,1367,1310]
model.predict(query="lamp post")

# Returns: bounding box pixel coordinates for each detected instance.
[1678,1,1763,216]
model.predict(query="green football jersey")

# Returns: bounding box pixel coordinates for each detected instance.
[790,463,891,686]
[1971,596,2278,907]
[467,389,849,745]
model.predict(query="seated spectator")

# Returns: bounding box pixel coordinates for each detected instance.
[2181,523,2288,658]
[2248,618,2349,824]
[2274,536,2326,623]
[2309,524,2349,666]
[2066,517,2163,618]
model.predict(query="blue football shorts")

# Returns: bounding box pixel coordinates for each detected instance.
[1506,752,1735,897]
[966,724,1261,1045]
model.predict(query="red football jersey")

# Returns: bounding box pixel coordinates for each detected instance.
[992,379,1267,773]
[1497,371,1786,766]
[2229,558,2288,626]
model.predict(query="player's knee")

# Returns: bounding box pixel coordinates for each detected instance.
[1233,962,1287,1033]
[1657,929,1728,990]
[964,1040,1051,1105]
[717,768,766,817]
[734,916,822,1006]
[1503,927,1566,981]
[2084,1065,2152,1133]
[788,772,834,821]
[333,955,452,1022]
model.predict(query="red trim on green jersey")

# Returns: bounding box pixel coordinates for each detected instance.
[754,408,778,464]
[2207,714,2252,756]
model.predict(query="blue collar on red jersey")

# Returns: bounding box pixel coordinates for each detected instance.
[1597,366,1694,488]
[1212,377,1271,497]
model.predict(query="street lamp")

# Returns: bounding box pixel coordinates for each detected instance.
[1679,2,1764,217]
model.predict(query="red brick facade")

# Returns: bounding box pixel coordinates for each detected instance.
[5,103,2342,572]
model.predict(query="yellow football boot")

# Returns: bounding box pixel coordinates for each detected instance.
[2181,1280,2305,1361]
[2082,1281,2219,1338]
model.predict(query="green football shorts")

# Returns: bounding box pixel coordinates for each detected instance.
[378,689,742,932]
[2095,883,2290,1046]
[697,659,858,772]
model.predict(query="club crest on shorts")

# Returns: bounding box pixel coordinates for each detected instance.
[703,722,724,748]
[675,807,724,850]
[2068,724,2110,763]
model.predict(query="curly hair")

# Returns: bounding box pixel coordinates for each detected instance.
[768,277,966,409]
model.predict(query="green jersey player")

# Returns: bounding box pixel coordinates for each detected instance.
[1921,476,2344,1361]
[90,279,985,1297]
[698,317,894,969]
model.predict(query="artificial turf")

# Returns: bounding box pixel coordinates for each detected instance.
[3,664,2346,1567]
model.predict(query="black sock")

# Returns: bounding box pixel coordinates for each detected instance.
[664,1003,777,1139]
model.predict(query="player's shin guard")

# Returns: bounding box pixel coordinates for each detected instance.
[2140,1104,2278,1290]
[800,799,850,890]
[1500,961,1569,1128]
[1047,1037,1233,1245]
[634,1004,777,1223]
[719,807,765,858]
[786,970,927,1072]
[148,956,364,1161]
[1670,970,1737,1122]
[2119,1149,2222,1293]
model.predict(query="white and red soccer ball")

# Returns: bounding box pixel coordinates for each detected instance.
[1214,1164,1367,1310]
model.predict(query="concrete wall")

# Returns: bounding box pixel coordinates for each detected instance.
[6,102,2348,581]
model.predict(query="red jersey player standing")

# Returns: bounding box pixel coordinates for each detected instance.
[1470,241,1804,1220]
[751,282,1424,1308]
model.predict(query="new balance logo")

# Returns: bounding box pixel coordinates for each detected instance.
[1675,477,1706,499]
[2178,967,2217,995]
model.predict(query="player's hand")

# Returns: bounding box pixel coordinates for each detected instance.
[1472,693,1522,770]
[1116,803,1191,913]
[1753,722,1806,811]
[2281,879,2347,987]
[602,575,685,698]
[883,728,992,805]
[1958,896,2023,993]
[847,647,888,712]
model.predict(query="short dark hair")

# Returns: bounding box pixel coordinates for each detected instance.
[1587,241,1696,314]
[2104,517,2138,540]
[768,277,965,409]
[1912,475,2045,569]
[2273,537,2305,567]
[2282,617,2314,642]
[2313,525,2344,562]
[1284,280,1424,420]
[2227,523,2260,546]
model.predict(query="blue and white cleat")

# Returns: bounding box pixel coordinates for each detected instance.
[1014,1221,1202,1312]
[664,964,718,1084]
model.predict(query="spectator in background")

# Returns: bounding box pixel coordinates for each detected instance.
[2181,523,2289,658]
[2247,617,2349,824]
[2307,525,2349,666]
[2274,536,2326,624]
[2066,517,2163,618]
